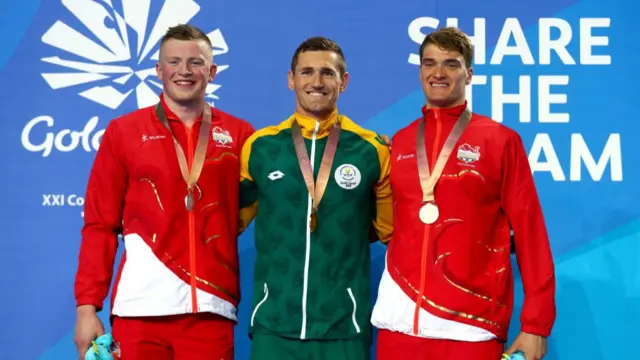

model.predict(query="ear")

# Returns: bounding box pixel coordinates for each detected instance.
[288,70,295,91]
[156,62,162,81]
[340,72,350,93]
[466,66,473,85]
[209,63,218,82]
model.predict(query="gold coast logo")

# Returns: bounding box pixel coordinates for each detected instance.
[39,0,229,110]
[335,164,361,190]
[21,0,230,157]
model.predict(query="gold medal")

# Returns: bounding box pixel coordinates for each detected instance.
[415,107,472,227]
[419,202,439,224]
[309,211,317,232]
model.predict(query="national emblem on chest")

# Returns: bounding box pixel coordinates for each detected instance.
[202,124,240,184]
[211,125,235,149]
[456,143,481,167]
[205,123,240,162]
[449,138,495,180]
[442,140,501,202]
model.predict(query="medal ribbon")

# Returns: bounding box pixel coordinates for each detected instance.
[156,102,212,211]
[292,119,341,220]
[412,106,472,335]
[416,107,472,203]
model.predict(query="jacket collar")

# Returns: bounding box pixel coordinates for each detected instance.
[421,101,468,122]
[291,108,341,139]
[157,93,204,123]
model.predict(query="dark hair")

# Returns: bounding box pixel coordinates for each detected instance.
[160,24,212,49]
[290,36,347,77]
[420,27,473,68]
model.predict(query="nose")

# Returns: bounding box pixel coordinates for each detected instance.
[310,73,323,88]
[431,64,446,79]
[178,62,193,76]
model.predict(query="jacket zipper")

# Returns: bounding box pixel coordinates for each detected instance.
[413,109,442,334]
[251,283,269,327]
[347,288,361,333]
[300,120,319,340]
[185,123,198,313]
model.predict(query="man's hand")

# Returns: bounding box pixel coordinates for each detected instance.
[380,134,392,148]
[505,332,548,360]
[74,305,105,360]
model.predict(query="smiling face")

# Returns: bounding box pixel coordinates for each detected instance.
[155,38,216,107]
[288,50,349,120]
[420,43,472,108]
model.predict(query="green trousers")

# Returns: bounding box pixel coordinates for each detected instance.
[249,333,370,360]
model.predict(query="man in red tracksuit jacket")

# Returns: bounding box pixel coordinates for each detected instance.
[371,27,556,360]
[72,24,254,360]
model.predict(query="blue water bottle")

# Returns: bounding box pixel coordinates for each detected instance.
[502,351,526,360]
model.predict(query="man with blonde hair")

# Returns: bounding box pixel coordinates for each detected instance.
[73,23,254,360]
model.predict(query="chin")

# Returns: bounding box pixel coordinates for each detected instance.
[426,90,451,99]
[173,92,201,102]
[301,107,332,118]
[302,103,328,112]
[310,106,331,113]
[427,98,458,108]
[426,96,449,103]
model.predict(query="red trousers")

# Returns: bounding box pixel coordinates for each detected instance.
[111,313,234,360]
[377,329,504,360]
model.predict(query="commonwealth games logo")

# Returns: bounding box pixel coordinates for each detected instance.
[39,0,229,110]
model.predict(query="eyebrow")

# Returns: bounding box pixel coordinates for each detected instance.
[421,57,462,64]
[298,66,336,72]
[167,56,205,61]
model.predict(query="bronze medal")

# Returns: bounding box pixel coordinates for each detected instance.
[292,118,341,234]
[309,211,318,232]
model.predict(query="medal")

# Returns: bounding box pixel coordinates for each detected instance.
[419,202,439,224]
[292,118,341,233]
[416,107,472,225]
[156,102,211,213]
[185,190,194,211]
[309,211,317,232]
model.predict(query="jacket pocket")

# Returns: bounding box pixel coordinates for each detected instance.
[251,283,269,327]
[347,287,361,333]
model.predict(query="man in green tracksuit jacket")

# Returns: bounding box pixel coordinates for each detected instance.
[238,36,394,360]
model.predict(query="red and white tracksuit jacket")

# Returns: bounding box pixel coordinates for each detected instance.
[74,94,254,321]
[371,102,556,342]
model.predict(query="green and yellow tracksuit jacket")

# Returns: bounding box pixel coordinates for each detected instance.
[239,109,393,341]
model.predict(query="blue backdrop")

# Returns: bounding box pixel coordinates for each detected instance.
[0,0,637,359]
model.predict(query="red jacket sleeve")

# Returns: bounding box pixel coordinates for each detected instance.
[74,120,127,311]
[500,132,556,337]
[240,118,256,145]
